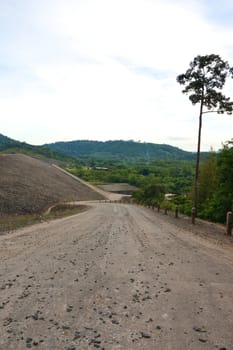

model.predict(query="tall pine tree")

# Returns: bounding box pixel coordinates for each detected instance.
[177,54,233,222]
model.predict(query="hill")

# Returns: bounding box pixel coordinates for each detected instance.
[0,154,104,215]
[0,134,201,162]
[0,133,73,162]
[45,140,197,161]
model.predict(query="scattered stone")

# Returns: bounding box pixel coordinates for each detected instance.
[31,310,43,320]
[145,318,153,323]
[140,332,151,339]
[73,331,81,340]
[193,326,206,333]
[199,338,207,343]
[111,319,119,324]
[3,318,13,326]
[66,305,73,312]
[26,337,33,343]
[62,325,70,330]
[65,345,76,350]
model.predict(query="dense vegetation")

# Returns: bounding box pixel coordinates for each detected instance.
[65,140,233,224]
[196,141,233,223]
[45,139,200,161]
[66,158,195,207]
[131,141,233,223]
[177,54,233,218]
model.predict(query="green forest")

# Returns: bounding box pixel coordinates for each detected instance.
[45,139,198,161]
[196,141,233,223]
[65,140,233,224]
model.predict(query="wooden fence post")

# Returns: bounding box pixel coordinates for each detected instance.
[175,206,178,218]
[226,211,233,235]
[191,207,196,225]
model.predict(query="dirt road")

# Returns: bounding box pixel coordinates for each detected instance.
[0,203,233,349]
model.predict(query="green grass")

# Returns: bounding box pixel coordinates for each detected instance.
[0,204,89,234]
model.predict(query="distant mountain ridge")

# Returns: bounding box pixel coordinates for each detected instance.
[0,134,202,161]
[0,133,20,150]
[45,139,197,161]
[0,133,71,161]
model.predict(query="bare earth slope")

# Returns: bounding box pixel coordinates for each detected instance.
[0,154,104,215]
[0,203,233,349]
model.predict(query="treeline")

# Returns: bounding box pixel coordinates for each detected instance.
[133,140,233,224]
[197,140,233,223]
[65,140,233,224]
[66,159,195,205]
[46,139,198,161]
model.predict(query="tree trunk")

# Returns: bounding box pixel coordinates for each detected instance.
[193,95,204,219]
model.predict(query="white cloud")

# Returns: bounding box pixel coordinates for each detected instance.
[0,0,233,151]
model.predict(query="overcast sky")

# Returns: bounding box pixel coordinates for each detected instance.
[1,0,233,151]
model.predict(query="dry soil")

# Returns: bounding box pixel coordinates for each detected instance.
[0,154,104,215]
[0,203,233,349]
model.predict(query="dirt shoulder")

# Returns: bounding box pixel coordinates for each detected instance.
[149,206,233,248]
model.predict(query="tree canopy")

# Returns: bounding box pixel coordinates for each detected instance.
[177,54,233,220]
[177,54,233,113]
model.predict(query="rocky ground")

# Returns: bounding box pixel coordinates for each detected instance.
[0,202,233,349]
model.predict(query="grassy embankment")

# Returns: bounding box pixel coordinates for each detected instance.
[0,204,89,234]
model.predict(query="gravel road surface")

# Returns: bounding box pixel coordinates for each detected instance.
[0,203,233,350]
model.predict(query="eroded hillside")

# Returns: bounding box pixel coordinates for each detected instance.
[0,154,104,215]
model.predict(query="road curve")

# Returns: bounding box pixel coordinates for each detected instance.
[0,203,233,350]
